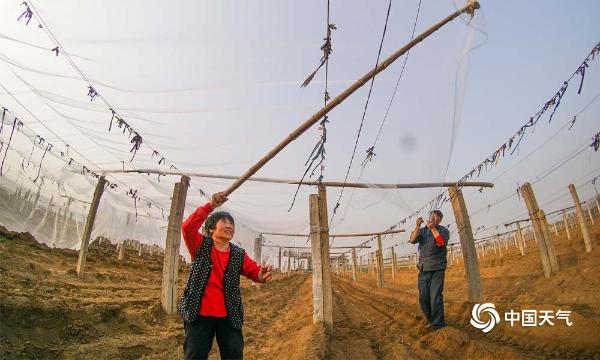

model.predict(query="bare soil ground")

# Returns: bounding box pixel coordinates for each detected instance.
[0,219,599,359]
[329,220,600,359]
[0,226,324,360]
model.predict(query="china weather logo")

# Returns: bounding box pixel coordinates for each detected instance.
[470,303,500,333]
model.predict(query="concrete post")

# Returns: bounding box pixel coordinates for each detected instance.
[161,176,189,314]
[448,185,482,302]
[562,211,571,240]
[390,247,397,279]
[521,182,559,277]
[76,176,106,276]
[375,234,384,288]
[351,248,358,281]
[317,185,333,333]
[278,246,282,272]
[586,203,595,225]
[569,184,592,253]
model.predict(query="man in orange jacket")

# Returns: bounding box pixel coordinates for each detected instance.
[178,192,273,359]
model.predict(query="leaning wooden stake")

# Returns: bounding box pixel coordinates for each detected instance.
[448,185,482,302]
[351,248,358,281]
[586,203,595,225]
[253,234,263,288]
[569,184,592,253]
[375,234,384,288]
[58,196,73,246]
[317,185,333,333]
[161,176,190,314]
[254,234,263,264]
[76,176,106,277]
[278,246,282,272]
[218,1,480,197]
[562,210,571,240]
[391,247,397,279]
[521,182,559,277]
[515,222,525,256]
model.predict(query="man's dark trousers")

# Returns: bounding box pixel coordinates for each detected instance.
[418,269,446,329]
[183,316,244,360]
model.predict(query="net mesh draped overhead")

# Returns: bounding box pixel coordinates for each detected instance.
[0,0,540,264]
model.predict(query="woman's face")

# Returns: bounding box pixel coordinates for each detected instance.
[429,212,442,225]
[212,218,235,241]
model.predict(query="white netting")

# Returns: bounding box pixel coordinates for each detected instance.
[1,0,598,270]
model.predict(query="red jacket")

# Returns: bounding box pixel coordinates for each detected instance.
[182,203,261,317]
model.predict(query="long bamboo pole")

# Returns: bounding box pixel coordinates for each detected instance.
[105,169,492,189]
[261,229,405,237]
[217,1,479,197]
[262,244,372,249]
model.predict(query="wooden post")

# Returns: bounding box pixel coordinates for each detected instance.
[39,195,54,230]
[351,248,358,281]
[287,254,291,277]
[76,176,106,277]
[20,189,31,212]
[562,210,571,240]
[448,185,482,302]
[375,234,384,288]
[341,255,347,277]
[569,184,592,253]
[58,196,73,245]
[521,182,559,277]
[118,228,128,261]
[495,235,502,258]
[539,209,559,272]
[161,176,189,314]
[586,203,595,225]
[278,246,282,272]
[317,185,333,333]
[390,247,397,279]
[515,222,525,256]
[254,234,263,266]
[30,179,43,216]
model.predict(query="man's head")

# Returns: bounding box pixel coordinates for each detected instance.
[205,211,235,241]
[429,209,443,225]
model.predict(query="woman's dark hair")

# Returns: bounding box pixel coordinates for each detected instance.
[204,211,235,235]
[430,209,443,220]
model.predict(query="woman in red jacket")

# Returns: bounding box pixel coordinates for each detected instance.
[179,192,272,360]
